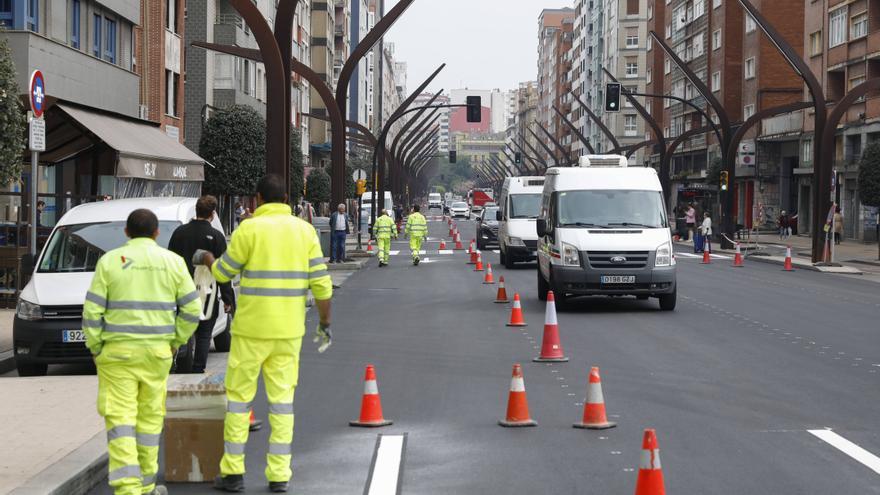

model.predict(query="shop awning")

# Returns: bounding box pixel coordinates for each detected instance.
[42,102,205,182]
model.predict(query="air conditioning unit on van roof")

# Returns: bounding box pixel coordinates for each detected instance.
[578,155,629,168]
[524,178,544,187]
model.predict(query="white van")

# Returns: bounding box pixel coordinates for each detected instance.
[361,191,393,218]
[428,193,443,209]
[498,176,545,268]
[13,197,232,376]
[536,156,676,310]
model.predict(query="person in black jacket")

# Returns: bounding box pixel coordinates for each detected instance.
[168,195,235,373]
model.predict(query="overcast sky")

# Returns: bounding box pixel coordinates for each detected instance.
[384,0,546,94]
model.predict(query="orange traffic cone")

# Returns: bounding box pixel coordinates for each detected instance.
[449,225,454,237]
[783,245,794,271]
[366,240,374,254]
[701,244,711,264]
[533,291,568,362]
[439,239,447,250]
[498,363,537,427]
[506,293,527,327]
[494,276,510,303]
[474,252,484,272]
[248,409,263,431]
[468,243,478,264]
[455,236,464,250]
[483,263,495,284]
[634,429,665,495]
[573,367,616,429]
[733,242,744,267]
[350,365,393,427]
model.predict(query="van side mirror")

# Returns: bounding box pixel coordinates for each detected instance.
[496,211,502,221]
[536,218,547,237]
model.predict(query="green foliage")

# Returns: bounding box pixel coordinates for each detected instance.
[0,35,26,185]
[432,155,474,194]
[200,105,266,197]
[290,129,304,204]
[433,185,446,196]
[306,167,331,204]
[859,142,880,208]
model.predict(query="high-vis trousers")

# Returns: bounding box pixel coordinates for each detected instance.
[410,236,424,261]
[221,336,302,482]
[96,342,173,495]
[377,237,392,264]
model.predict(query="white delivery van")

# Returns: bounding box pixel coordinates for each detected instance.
[536,155,676,310]
[361,191,393,218]
[428,193,443,209]
[498,176,545,268]
[13,198,232,376]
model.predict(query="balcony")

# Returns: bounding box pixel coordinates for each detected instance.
[760,110,804,139]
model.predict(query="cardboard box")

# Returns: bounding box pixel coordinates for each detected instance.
[164,417,224,482]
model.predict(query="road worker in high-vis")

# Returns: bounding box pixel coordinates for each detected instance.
[405,204,428,265]
[373,209,397,267]
[83,209,201,495]
[199,174,333,493]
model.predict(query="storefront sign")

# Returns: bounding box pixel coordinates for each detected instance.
[117,157,205,182]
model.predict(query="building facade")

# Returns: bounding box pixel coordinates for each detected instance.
[537,8,575,165]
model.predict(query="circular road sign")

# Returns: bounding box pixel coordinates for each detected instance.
[29,70,45,118]
[352,168,368,181]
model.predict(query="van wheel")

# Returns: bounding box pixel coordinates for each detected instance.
[16,361,48,377]
[659,290,677,311]
[504,250,515,269]
[537,268,549,301]
[214,317,232,353]
[499,249,507,266]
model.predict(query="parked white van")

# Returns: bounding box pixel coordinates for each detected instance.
[13,197,232,376]
[536,156,676,310]
[497,176,544,268]
[361,191,393,218]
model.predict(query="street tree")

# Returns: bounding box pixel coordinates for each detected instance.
[200,105,266,197]
[306,168,331,206]
[858,141,880,259]
[0,35,27,185]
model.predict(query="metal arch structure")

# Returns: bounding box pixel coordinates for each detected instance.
[489,155,513,178]
[619,140,658,159]
[726,102,813,175]
[501,148,528,175]
[554,105,595,155]
[570,91,621,152]
[388,92,442,166]
[393,111,441,197]
[517,137,549,174]
[397,118,441,183]
[527,127,558,167]
[509,141,543,174]
[536,122,575,166]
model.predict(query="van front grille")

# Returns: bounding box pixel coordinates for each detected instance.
[586,251,649,269]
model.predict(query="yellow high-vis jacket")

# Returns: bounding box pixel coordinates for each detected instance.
[405,212,428,239]
[82,237,201,356]
[373,214,397,239]
[212,203,332,340]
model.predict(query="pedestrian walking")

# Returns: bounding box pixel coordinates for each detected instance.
[405,204,428,265]
[778,210,791,240]
[82,209,201,495]
[199,175,333,493]
[167,195,235,373]
[685,203,696,243]
[373,209,397,267]
[700,211,713,253]
[833,206,844,245]
[329,203,350,263]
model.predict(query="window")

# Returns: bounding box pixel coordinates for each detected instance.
[665,24,671,39]
[71,0,80,49]
[712,71,721,92]
[851,12,867,40]
[647,68,652,84]
[829,7,847,48]
[809,31,822,56]
[803,139,812,162]
[694,0,704,19]
[693,33,704,57]
[713,0,721,8]
[166,0,177,33]
[664,95,671,108]
[103,18,116,63]
[850,75,866,101]
[745,14,756,33]
[744,104,755,120]
[626,34,639,49]
[26,0,37,31]
[624,115,638,136]
[744,57,755,79]
[624,86,636,107]
[648,4,653,19]
[665,57,671,74]
[625,60,638,78]
[92,14,102,57]
[712,29,721,50]
[0,0,12,28]
[627,0,639,15]
[165,70,179,116]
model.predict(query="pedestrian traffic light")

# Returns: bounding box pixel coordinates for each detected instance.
[605,83,621,113]
[449,150,457,163]
[720,170,729,191]
[515,152,522,164]
[466,96,482,123]
[356,179,366,195]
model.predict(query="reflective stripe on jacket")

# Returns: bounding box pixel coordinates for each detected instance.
[405,212,428,239]
[212,203,332,340]
[373,215,397,239]
[82,237,201,355]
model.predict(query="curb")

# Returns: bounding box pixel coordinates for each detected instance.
[9,431,107,495]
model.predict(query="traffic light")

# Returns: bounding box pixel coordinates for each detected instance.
[449,150,457,163]
[466,96,482,122]
[514,152,522,164]
[605,82,621,112]
[356,179,366,195]
[720,170,729,191]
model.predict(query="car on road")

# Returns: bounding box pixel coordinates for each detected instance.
[428,193,443,209]
[13,197,233,376]
[476,205,501,250]
[536,155,676,310]
[450,201,470,219]
[498,176,544,268]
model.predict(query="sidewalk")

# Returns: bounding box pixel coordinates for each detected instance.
[0,260,367,495]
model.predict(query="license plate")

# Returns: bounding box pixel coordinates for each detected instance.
[601,275,636,284]
[62,329,86,343]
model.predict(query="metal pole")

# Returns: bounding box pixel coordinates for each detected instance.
[30,150,37,256]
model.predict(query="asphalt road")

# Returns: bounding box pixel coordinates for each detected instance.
[84,212,880,494]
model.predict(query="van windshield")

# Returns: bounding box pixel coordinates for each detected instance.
[557,190,667,228]
[38,221,180,273]
[509,194,542,219]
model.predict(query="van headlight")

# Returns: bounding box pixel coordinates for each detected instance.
[655,241,675,267]
[563,243,580,266]
[508,236,525,247]
[17,299,43,321]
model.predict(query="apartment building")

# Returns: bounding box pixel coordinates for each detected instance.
[348,0,371,128]
[309,0,336,165]
[537,8,575,165]
[569,0,589,158]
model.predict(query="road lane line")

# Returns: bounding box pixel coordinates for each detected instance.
[364,434,407,495]
[808,429,880,476]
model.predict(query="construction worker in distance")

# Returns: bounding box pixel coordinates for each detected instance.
[373,209,397,267]
[405,204,428,265]
[197,174,333,493]
[82,209,201,495]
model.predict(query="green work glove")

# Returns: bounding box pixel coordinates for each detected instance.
[313,323,332,353]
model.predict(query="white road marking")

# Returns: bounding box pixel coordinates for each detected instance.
[676,252,732,260]
[389,251,400,255]
[438,250,454,255]
[365,434,407,495]
[809,429,880,476]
